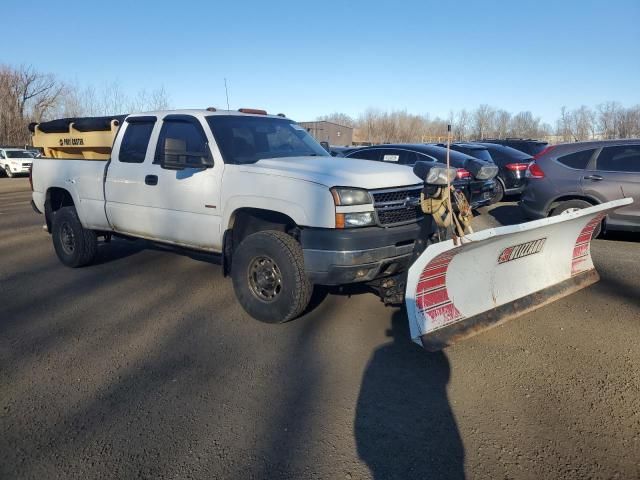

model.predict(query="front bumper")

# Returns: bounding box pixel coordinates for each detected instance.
[300,221,425,285]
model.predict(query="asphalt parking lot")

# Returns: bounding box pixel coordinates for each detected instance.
[1,177,639,480]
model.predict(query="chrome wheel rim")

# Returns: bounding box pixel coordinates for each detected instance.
[248,256,282,302]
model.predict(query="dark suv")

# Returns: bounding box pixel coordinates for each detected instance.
[479,138,548,157]
[520,139,640,232]
[344,144,497,208]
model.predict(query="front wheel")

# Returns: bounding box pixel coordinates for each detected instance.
[51,206,98,267]
[231,230,312,323]
[5,165,13,178]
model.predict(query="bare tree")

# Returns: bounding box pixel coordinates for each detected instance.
[316,112,355,128]
[0,64,65,145]
[471,104,496,139]
[494,110,511,139]
[597,101,622,139]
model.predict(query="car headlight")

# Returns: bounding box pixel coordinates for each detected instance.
[425,166,458,185]
[335,211,376,228]
[330,187,372,206]
[476,164,499,180]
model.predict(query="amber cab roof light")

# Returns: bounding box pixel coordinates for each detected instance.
[238,108,267,115]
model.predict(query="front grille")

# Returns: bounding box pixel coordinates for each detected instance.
[371,185,423,226]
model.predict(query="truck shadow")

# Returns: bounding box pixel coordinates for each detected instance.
[354,310,465,480]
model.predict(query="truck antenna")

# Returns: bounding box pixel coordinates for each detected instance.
[224,78,230,111]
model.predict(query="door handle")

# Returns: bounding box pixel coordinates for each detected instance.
[583,175,603,181]
[145,175,158,186]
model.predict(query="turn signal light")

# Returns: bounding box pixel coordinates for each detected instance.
[526,162,545,179]
[505,163,529,171]
[456,168,472,180]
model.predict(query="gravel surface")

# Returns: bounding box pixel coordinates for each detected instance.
[1,178,639,479]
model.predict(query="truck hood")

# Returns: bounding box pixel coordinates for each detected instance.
[238,156,421,190]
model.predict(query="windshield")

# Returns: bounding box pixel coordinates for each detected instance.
[206,116,329,164]
[6,151,32,159]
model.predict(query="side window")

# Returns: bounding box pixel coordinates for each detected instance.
[347,149,381,161]
[381,149,417,164]
[0,150,5,159]
[556,149,596,170]
[154,119,212,167]
[596,145,640,173]
[119,122,154,163]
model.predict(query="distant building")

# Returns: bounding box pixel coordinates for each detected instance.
[298,121,353,146]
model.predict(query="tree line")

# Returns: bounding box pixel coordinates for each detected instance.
[1,63,639,147]
[320,102,640,145]
[0,64,170,146]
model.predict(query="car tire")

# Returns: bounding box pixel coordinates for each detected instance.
[490,180,504,204]
[551,199,602,237]
[51,206,98,267]
[231,230,312,324]
[5,165,13,178]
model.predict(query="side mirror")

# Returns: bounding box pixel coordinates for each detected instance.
[320,141,330,152]
[157,136,214,170]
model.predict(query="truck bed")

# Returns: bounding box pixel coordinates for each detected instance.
[31,157,112,231]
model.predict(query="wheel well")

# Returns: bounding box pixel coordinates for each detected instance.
[548,195,598,215]
[223,208,298,276]
[45,188,75,231]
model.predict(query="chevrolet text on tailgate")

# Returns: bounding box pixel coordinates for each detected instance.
[30,109,425,323]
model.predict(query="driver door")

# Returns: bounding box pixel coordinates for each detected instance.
[106,114,223,251]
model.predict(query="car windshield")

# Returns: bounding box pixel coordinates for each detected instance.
[5,151,32,158]
[206,116,329,164]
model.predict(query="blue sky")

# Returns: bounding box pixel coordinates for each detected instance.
[2,0,639,123]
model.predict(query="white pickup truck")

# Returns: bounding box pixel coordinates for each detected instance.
[31,109,427,323]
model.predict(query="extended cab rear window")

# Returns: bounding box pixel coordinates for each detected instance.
[556,149,596,170]
[206,116,329,164]
[119,121,155,163]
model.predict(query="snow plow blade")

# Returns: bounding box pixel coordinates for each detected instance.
[406,198,633,351]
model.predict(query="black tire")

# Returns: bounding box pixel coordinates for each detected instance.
[490,179,504,204]
[551,199,602,237]
[5,165,13,178]
[51,206,98,267]
[231,230,312,323]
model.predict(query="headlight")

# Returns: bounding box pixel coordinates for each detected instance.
[331,187,372,206]
[476,164,499,180]
[425,166,458,185]
[336,212,376,228]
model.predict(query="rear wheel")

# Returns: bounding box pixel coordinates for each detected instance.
[552,199,602,237]
[490,180,504,204]
[231,230,312,323]
[51,206,98,267]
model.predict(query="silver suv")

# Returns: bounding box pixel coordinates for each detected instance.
[520,139,640,233]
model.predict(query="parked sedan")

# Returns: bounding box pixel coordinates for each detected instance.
[0,148,34,177]
[457,143,533,202]
[344,144,497,209]
[520,139,640,234]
